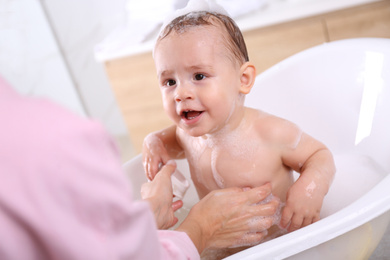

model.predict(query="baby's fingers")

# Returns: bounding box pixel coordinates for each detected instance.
[280,207,293,229]
[143,156,155,180]
[149,159,161,180]
[302,214,320,228]
[152,153,171,179]
[288,214,304,232]
[143,156,163,180]
[302,216,313,228]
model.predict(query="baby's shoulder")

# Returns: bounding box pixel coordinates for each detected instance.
[246,107,290,127]
[247,108,302,144]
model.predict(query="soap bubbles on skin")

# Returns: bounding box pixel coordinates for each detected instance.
[253,194,288,240]
[159,0,229,36]
[211,148,225,188]
[205,117,260,190]
[290,128,303,150]
[226,194,287,249]
[228,230,269,249]
[184,136,211,189]
[304,181,317,199]
[153,0,230,57]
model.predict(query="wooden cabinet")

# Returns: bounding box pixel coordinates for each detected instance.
[105,52,170,152]
[243,1,390,74]
[326,2,390,41]
[104,1,390,153]
[243,19,327,74]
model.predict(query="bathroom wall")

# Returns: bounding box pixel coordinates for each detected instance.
[0,0,85,115]
[0,0,135,161]
[40,0,127,136]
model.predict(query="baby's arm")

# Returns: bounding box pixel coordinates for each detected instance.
[279,124,336,232]
[143,125,185,180]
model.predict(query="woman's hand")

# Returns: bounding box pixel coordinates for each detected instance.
[141,160,182,229]
[176,183,279,253]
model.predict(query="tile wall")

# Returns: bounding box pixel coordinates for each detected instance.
[0,0,135,161]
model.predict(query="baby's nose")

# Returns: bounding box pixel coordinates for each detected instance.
[175,83,194,102]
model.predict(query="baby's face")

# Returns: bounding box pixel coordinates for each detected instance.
[154,26,245,137]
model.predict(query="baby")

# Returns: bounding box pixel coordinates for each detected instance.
[143,9,335,248]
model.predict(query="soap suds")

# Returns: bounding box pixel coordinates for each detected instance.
[211,148,225,188]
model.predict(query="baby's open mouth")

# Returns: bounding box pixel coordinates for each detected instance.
[181,110,203,120]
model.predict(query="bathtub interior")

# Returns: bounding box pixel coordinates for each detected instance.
[245,38,390,174]
[243,37,390,214]
[123,38,390,259]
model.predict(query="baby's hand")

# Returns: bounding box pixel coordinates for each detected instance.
[142,133,171,180]
[280,178,324,232]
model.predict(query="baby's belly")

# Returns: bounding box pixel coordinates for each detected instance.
[221,168,293,202]
[190,163,294,201]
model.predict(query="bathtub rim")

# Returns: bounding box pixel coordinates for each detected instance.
[224,173,390,259]
[255,37,390,72]
[124,155,390,259]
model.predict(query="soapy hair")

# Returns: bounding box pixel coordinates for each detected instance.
[157,11,249,65]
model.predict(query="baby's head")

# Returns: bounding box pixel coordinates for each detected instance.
[155,11,249,67]
[154,11,256,137]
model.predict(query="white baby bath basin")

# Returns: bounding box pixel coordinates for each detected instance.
[123,38,390,259]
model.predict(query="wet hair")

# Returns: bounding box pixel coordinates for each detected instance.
[156,11,249,65]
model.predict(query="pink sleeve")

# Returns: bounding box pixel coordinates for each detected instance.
[158,230,200,259]
[0,79,199,260]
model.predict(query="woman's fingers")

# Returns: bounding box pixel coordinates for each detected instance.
[141,160,180,229]
[249,199,279,217]
[172,200,183,212]
[178,185,284,252]
[246,216,274,232]
[245,183,272,205]
[232,230,269,248]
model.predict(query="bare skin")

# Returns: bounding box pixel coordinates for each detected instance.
[141,161,279,255]
[144,16,336,247]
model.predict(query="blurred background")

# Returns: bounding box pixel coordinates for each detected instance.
[0,0,133,161]
[0,1,389,258]
[1,0,389,162]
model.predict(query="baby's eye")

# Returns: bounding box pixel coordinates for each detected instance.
[194,74,205,81]
[165,79,176,86]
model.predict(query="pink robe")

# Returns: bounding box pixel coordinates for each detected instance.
[0,77,199,260]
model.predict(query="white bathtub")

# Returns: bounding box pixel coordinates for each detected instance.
[123,38,390,259]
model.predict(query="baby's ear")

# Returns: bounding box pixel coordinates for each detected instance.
[239,62,256,94]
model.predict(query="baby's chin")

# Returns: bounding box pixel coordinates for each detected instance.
[182,128,205,137]
[178,124,210,138]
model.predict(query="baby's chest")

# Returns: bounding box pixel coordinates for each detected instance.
[189,145,282,189]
